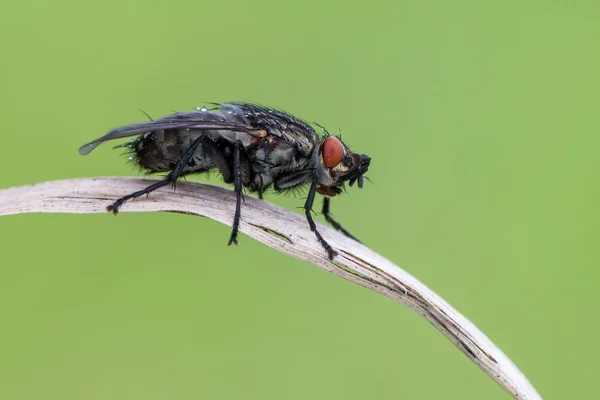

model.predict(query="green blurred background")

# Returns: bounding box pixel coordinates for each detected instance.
[1,1,598,399]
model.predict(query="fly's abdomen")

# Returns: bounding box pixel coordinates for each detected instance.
[134,129,214,173]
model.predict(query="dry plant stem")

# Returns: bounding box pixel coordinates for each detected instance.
[0,177,541,400]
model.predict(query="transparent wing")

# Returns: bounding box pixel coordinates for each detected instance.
[78,109,262,156]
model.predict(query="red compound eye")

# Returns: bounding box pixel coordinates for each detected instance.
[322,136,343,168]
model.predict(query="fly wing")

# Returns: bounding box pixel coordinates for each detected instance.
[78,110,264,156]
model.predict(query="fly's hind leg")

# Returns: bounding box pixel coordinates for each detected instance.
[107,137,204,214]
[322,197,361,243]
[107,179,172,214]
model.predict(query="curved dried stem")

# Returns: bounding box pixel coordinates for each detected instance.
[0,177,541,399]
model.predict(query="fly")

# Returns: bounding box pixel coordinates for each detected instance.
[79,102,371,259]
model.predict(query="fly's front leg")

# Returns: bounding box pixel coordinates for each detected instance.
[107,137,203,214]
[305,176,337,259]
[228,141,244,246]
[322,197,361,243]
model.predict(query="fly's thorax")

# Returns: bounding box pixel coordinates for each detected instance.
[286,127,316,157]
[260,140,297,165]
[250,138,312,191]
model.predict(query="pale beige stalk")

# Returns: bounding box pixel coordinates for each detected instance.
[0,177,542,400]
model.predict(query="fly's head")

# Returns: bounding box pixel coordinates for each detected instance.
[314,136,371,196]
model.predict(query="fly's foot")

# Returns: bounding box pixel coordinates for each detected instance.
[106,199,125,215]
[228,232,239,246]
[321,238,337,259]
[312,228,337,260]
[326,247,338,260]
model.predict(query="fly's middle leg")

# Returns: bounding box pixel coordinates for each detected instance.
[200,139,243,246]
[228,141,244,246]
